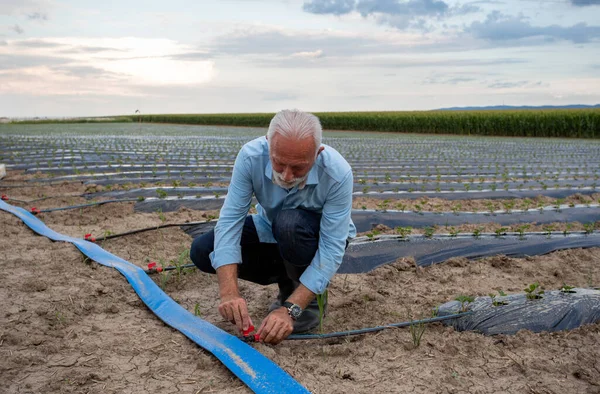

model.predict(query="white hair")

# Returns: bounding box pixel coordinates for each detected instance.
[267,109,322,154]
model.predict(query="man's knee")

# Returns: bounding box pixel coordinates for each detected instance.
[190,232,216,274]
[272,209,320,266]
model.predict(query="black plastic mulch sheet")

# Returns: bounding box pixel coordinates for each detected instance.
[136,198,226,212]
[437,288,600,335]
[180,220,600,274]
[352,207,600,232]
[355,188,597,200]
[337,234,600,273]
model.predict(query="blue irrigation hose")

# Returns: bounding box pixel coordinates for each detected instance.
[0,200,309,393]
[287,312,472,340]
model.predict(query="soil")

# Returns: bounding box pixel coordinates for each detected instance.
[1,170,600,394]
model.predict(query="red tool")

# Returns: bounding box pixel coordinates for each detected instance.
[147,262,163,272]
[242,325,260,342]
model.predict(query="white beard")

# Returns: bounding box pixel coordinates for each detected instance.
[272,169,308,190]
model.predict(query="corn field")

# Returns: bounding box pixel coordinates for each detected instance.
[15,109,600,138]
[134,110,600,138]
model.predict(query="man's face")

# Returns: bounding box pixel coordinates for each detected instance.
[269,133,318,189]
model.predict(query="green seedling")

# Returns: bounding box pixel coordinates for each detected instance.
[516,224,530,239]
[489,290,508,306]
[194,303,202,317]
[455,295,474,312]
[583,223,595,234]
[316,290,328,333]
[395,226,412,238]
[449,227,459,237]
[472,227,483,238]
[560,284,576,294]
[409,320,426,348]
[494,227,508,237]
[424,226,435,238]
[524,282,544,300]
[156,208,166,223]
[563,223,573,236]
[156,188,168,199]
[137,195,145,202]
[543,225,555,238]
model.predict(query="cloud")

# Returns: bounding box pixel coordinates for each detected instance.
[0,37,216,98]
[10,25,24,34]
[27,11,48,20]
[303,0,355,15]
[290,49,324,58]
[424,74,478,84]
[570,0,600,6]
[11,39,65,48]
[355,0,449,17]
[468,11,600,43]
[0,53,70,70]
[169,51,213,61]
[303,0,479,29]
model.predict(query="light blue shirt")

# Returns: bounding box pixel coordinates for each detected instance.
[210,136,356,294]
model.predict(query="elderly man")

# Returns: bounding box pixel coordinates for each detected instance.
[190,109,355,345]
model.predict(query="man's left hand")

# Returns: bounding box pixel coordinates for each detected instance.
[256,307,294,345]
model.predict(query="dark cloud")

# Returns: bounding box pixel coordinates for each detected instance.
[11,39,65,48]
[303,0,355,15]
[27,11,48,20]
[0,54,70,70]
[303,0,479,30]
[356,0,448,17]
[570,0,600,6]
[487,80,545,89]
[10,24,24,34]
[468,11,600,43]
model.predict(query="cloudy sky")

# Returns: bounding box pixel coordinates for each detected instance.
[1,0,599,117]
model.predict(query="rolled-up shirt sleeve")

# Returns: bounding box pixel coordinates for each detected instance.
[300,170,353,294]
[209,149,253,270]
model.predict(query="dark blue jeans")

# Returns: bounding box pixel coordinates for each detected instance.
[190,209,321,288]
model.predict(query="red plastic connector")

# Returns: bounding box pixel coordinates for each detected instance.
[147,262,157,270]
[242,325,255,336]
[1,194,8,201]
[84,233,96,242]
[31,207,40,215]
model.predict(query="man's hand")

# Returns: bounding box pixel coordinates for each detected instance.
[256,307,294,345]
[218,294,253,333]
[216,265,253,332]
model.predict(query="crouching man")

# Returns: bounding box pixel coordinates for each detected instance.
[190,109,355,345]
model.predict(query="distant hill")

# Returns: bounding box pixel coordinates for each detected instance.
[436,104,600,111]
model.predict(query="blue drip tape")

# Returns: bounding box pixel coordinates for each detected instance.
[0,200,309,394]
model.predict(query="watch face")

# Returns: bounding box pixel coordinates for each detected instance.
[290,305,302,319]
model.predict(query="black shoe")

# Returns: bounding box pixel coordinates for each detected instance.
[268,279,295,313]
[292,299,327,334]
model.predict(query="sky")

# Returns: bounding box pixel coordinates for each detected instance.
[0,0,599,117]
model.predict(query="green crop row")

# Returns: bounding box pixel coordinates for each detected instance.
[133,109,600,138]
[12,109,600,138]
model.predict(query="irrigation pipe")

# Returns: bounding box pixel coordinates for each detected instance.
[286,312,473,341]
[0,200,309,393]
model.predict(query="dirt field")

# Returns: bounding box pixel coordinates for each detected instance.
[1,173,600,394]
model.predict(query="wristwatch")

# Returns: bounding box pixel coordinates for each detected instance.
[282,301,303,320]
